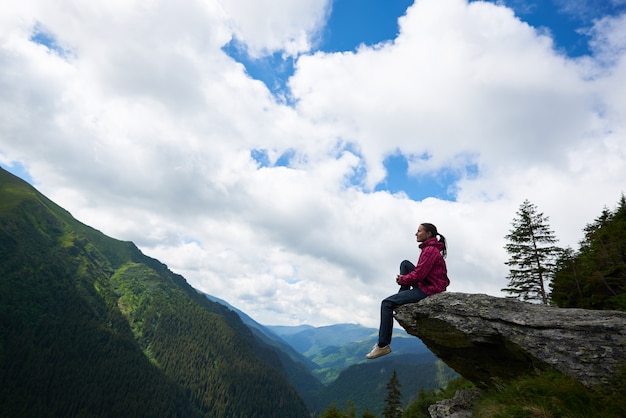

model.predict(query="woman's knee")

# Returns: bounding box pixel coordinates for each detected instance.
[400,260,415,275]
[381,299,395,311]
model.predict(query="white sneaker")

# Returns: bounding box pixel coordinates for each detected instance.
[365,344,391,359]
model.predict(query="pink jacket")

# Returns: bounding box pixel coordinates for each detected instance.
[398,238,449,295]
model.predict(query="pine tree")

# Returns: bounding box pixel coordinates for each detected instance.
[320,403,343,418]
[383,370,403,418]
[503,199,562,304]
[551,194,626,310]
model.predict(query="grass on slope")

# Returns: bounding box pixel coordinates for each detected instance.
[473,368,626,418]
[407,367,626,418]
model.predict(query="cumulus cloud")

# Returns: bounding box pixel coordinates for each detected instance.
[220,0,331,56]
[1,0,625,327]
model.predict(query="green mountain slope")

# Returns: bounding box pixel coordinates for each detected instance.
[203,293,325,411]
[0,168,309,418]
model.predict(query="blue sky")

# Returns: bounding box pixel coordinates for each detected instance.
[4,161,31,184]
[2,0,626,326]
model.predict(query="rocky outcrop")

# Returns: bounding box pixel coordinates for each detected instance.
[427,389,483,418]
[394,292,626,389]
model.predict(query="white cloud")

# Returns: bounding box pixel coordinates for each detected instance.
[220,0,331,56]
[290,0,595,187]
[1,0,625,330]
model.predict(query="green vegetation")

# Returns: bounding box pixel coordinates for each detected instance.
[0,168,308,417]
[319,401,376,418]
[551,195,626,311]
[472,368,626,418]
[501,194,626,312]
[401,367,626,418]
[503,199,561,304]
[382,371,402,418]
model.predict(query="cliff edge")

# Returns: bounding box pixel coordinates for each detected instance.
[394,292,626,389]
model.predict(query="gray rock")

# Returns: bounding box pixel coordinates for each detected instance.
[394,292,626,389]
[428,389,482,418]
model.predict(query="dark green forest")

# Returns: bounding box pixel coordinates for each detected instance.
[0,168,309,417]
[551,195,626,311]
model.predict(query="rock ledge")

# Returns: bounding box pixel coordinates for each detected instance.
[394,292,626,388]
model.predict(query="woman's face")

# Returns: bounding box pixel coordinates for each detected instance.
[415,225,432,242]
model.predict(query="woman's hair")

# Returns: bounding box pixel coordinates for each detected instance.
[421,222,447,258]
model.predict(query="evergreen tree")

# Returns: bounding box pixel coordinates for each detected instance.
[551,195,626,310]
[320,403,343,418]
[383,370,403,418]
[503,199,562,304]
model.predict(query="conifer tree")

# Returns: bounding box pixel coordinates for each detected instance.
[551,194,626,310]
[320,403,343,418]
[383,370,403,418]
[503,199,562,304]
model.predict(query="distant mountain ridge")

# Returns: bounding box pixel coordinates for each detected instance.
[267,323,430,384]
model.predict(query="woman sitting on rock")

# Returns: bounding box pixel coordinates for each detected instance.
[366,222,449,359]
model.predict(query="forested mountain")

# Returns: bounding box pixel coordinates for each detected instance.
[204,293,320,371]
[202,293,325,410]
[0,168,309,417]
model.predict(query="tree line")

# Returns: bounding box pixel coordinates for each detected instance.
[502,195,626,311]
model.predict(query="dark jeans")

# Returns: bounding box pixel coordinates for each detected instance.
[378,260,428,347]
